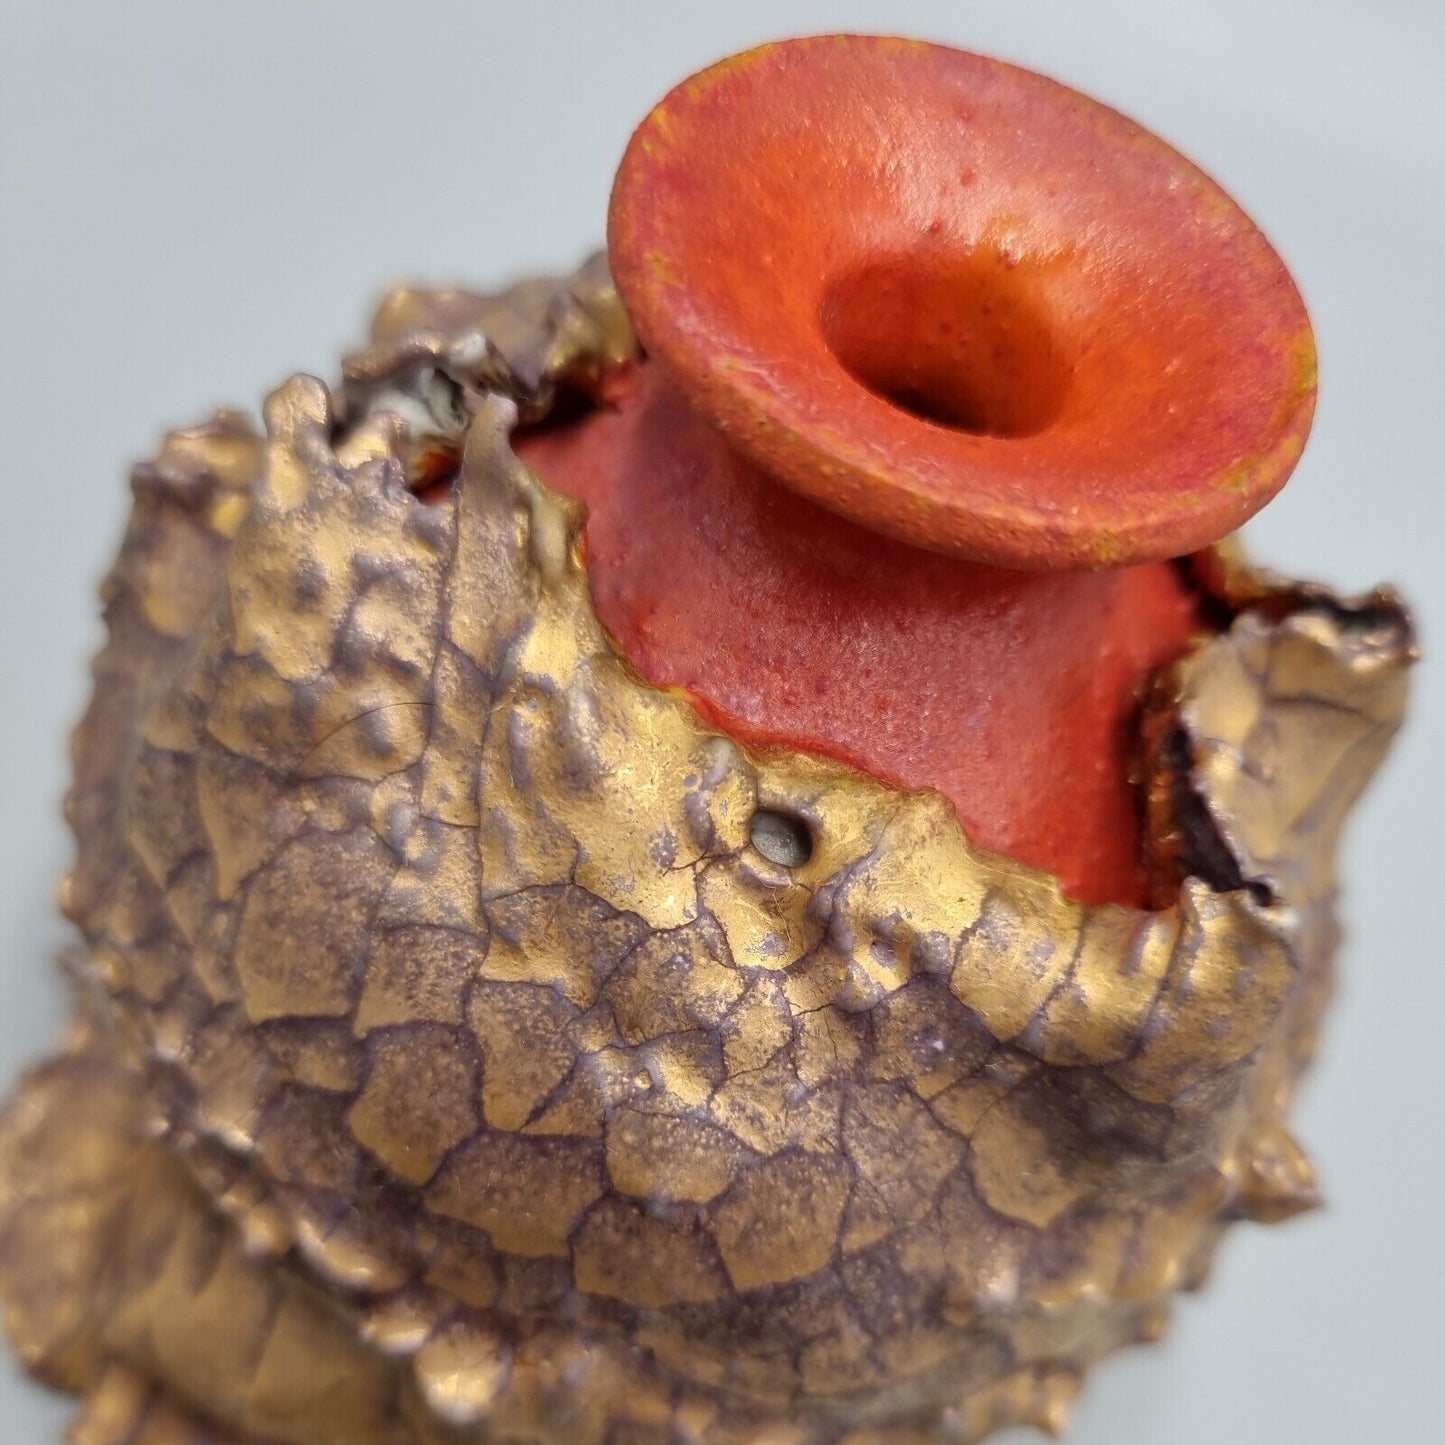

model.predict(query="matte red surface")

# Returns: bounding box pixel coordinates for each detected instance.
[609,37,1316,570]
[515,363,1203,908]
[501,36,1319,907]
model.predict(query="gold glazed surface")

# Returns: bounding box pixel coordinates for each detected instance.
[0,260,1414,1444]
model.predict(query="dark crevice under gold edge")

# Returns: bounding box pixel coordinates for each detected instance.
[0,255,1415,1445]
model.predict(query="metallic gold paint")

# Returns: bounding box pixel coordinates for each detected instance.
[0,260,1413,1444]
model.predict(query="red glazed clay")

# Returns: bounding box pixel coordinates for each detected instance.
[516,367,1202,908]
[514,36,1317,908]
[609,36,1316,571]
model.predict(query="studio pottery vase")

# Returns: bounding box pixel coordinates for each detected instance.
[0,34,1415,1445]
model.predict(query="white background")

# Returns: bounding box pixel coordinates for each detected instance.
[1,2,1441,1440]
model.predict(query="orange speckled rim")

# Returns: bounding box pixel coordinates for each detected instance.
[608,35,1317,571]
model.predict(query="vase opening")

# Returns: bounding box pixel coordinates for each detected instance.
[820,246,1072,441]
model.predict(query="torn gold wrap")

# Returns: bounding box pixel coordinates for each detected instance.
[0,258,1414,1444]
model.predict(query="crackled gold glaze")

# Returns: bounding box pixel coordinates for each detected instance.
[0,260,1414,1444]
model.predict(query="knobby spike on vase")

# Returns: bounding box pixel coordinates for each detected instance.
[0,32,1414,1445]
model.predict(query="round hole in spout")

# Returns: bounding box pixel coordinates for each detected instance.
[748,808,813,869]
[820,248,1073,440]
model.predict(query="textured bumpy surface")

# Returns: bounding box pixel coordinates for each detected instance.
[0,258,1414,1444]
